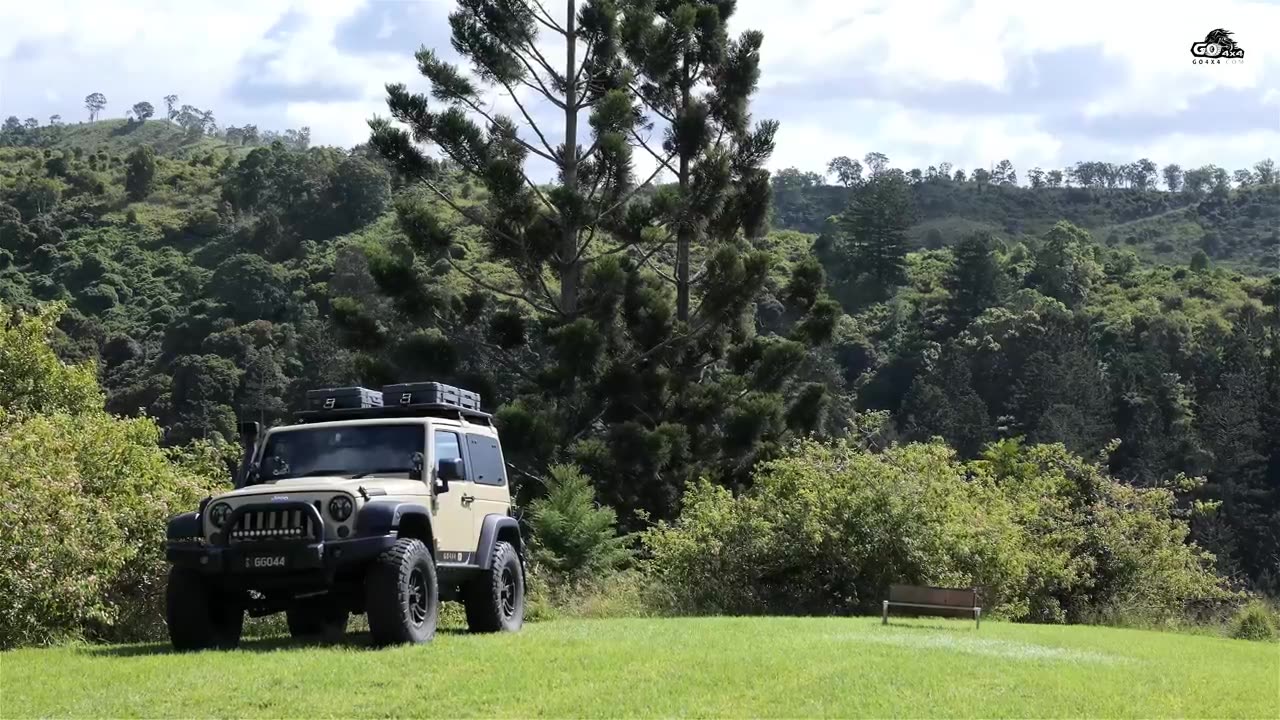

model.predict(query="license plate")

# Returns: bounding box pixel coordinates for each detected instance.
[243,555,288,570]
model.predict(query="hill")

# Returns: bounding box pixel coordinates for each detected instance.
[772,176,1280,274]
[2,118,1279,597]
[42,119,242,159]
[2,617,1275,717]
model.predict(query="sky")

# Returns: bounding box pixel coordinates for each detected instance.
[1,0,1278,182]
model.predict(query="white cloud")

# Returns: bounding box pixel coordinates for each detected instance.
[0,0,1276,179]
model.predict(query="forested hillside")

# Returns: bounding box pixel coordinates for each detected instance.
[2,92,1278,610]
[772,159,1280,273]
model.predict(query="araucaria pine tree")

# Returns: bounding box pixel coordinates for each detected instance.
[619,0,775,322]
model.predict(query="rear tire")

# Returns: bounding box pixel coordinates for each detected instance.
[166,567,243,651]
[365,538,438,646]
[464,541,524,633]
[286,598,348,642]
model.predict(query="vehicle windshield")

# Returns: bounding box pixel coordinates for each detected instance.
[253,424,423,483]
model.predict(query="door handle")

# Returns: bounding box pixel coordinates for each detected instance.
[460,494,475,505]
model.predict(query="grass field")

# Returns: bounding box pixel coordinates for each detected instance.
[1,617,1276,718]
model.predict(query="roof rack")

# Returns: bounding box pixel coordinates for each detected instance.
[293,403,494,426]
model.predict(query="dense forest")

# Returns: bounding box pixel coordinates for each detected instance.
[0,1,1278,646]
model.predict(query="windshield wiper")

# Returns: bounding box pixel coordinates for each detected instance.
[350,468,411,479]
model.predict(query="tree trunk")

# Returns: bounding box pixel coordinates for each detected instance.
[675,59,692,323]
[560,0,580,316]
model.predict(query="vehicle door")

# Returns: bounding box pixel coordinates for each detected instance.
[430,427,475,563]
[464,432,510,545]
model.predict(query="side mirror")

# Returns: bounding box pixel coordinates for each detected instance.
[436,457,463,493]
[236,421,260,487]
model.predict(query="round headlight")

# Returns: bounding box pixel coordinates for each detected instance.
[328,495,354,522]
[208,502,233,528]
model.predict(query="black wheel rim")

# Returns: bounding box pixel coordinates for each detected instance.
[408,568,428,626]
[499,567,516,619]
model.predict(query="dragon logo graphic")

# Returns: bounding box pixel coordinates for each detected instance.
[1191,29,1244,59]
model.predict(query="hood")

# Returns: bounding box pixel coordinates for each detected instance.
[216,476,428,501]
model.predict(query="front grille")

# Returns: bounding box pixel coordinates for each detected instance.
[229,505,321,542]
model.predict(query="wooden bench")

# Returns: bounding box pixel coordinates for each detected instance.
[882,584,981,628]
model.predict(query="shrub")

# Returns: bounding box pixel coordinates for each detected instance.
[644,438,1228,622]
[526,464,632,581]
[0,302,226,647]
[1229,600,1278,642]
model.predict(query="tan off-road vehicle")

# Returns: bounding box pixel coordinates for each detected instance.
[163,382,525,650]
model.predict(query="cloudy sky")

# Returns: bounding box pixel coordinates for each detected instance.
[1,0,1277,181]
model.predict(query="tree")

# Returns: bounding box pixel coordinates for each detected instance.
[283,127,310,150]
[130,102,155,123]
[1183,166,1212,195]
[1131,158,1156,190]
[326,156,391,233]
[945,231,1003,332]
[952,168,966,183]
[621,1,773,321]
[527,464,631,579]
[835,171,913,291]
[827,156,862,187]
[124,146,157,201]
[1162,163,1183,192]
[1031,221,1101,307]
[971,167,991,191]
[1190,249,1210,272]
[48,115,61,126]
[84,93,107,122]
[164,95,179,122]
[863,152,889,177]
[1027,167,1045,188]
[993,159,1016,185]
[1253,158,1276,185]
[22,118,38,131]
[1046,169,1064,188]
[1233,168,1256,187]
[371,0,649,316]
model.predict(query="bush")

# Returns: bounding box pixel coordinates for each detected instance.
[526,464,632,581]
[1229,601,1278,642]
[643,439,1228,622]
[0,303,226,648]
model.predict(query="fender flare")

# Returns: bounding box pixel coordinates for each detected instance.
[355,501,433,538]
[475,514,523,570]
[166,511,202,541]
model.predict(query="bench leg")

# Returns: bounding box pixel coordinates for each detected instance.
[975,607,981,629]
[882,600,889,625]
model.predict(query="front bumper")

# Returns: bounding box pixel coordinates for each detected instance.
[166,500,398,591]
[167,534,396,576]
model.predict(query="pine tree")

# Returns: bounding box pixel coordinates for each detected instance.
[835,170,913,294]
[370,0,637,316]
[620,0,774,322]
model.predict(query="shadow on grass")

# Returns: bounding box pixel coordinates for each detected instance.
[882,620,982,632]
[85,628,471,658]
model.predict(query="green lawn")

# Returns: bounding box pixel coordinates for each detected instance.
[2,617,1276,718]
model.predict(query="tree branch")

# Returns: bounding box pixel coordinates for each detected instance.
[594,152,675,222]
[529,0,567,36]
[444,254,562,316]
[630,129,678,175]
[627,81,675,124]
[456,94,557,164]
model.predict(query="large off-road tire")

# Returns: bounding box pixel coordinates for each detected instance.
[464,540,524,633]
[165,567,244,651]
[286,598,349,642]
[364,538,438,645]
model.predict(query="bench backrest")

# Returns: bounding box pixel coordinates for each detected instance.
[888,584,977,608]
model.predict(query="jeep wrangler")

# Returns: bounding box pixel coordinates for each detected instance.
[163,382,525,650]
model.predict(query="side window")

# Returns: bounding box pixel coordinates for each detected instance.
[434,430,467,480]
[466,434,506,486]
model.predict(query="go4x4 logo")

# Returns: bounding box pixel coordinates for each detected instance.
[1191,29,1244,63]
